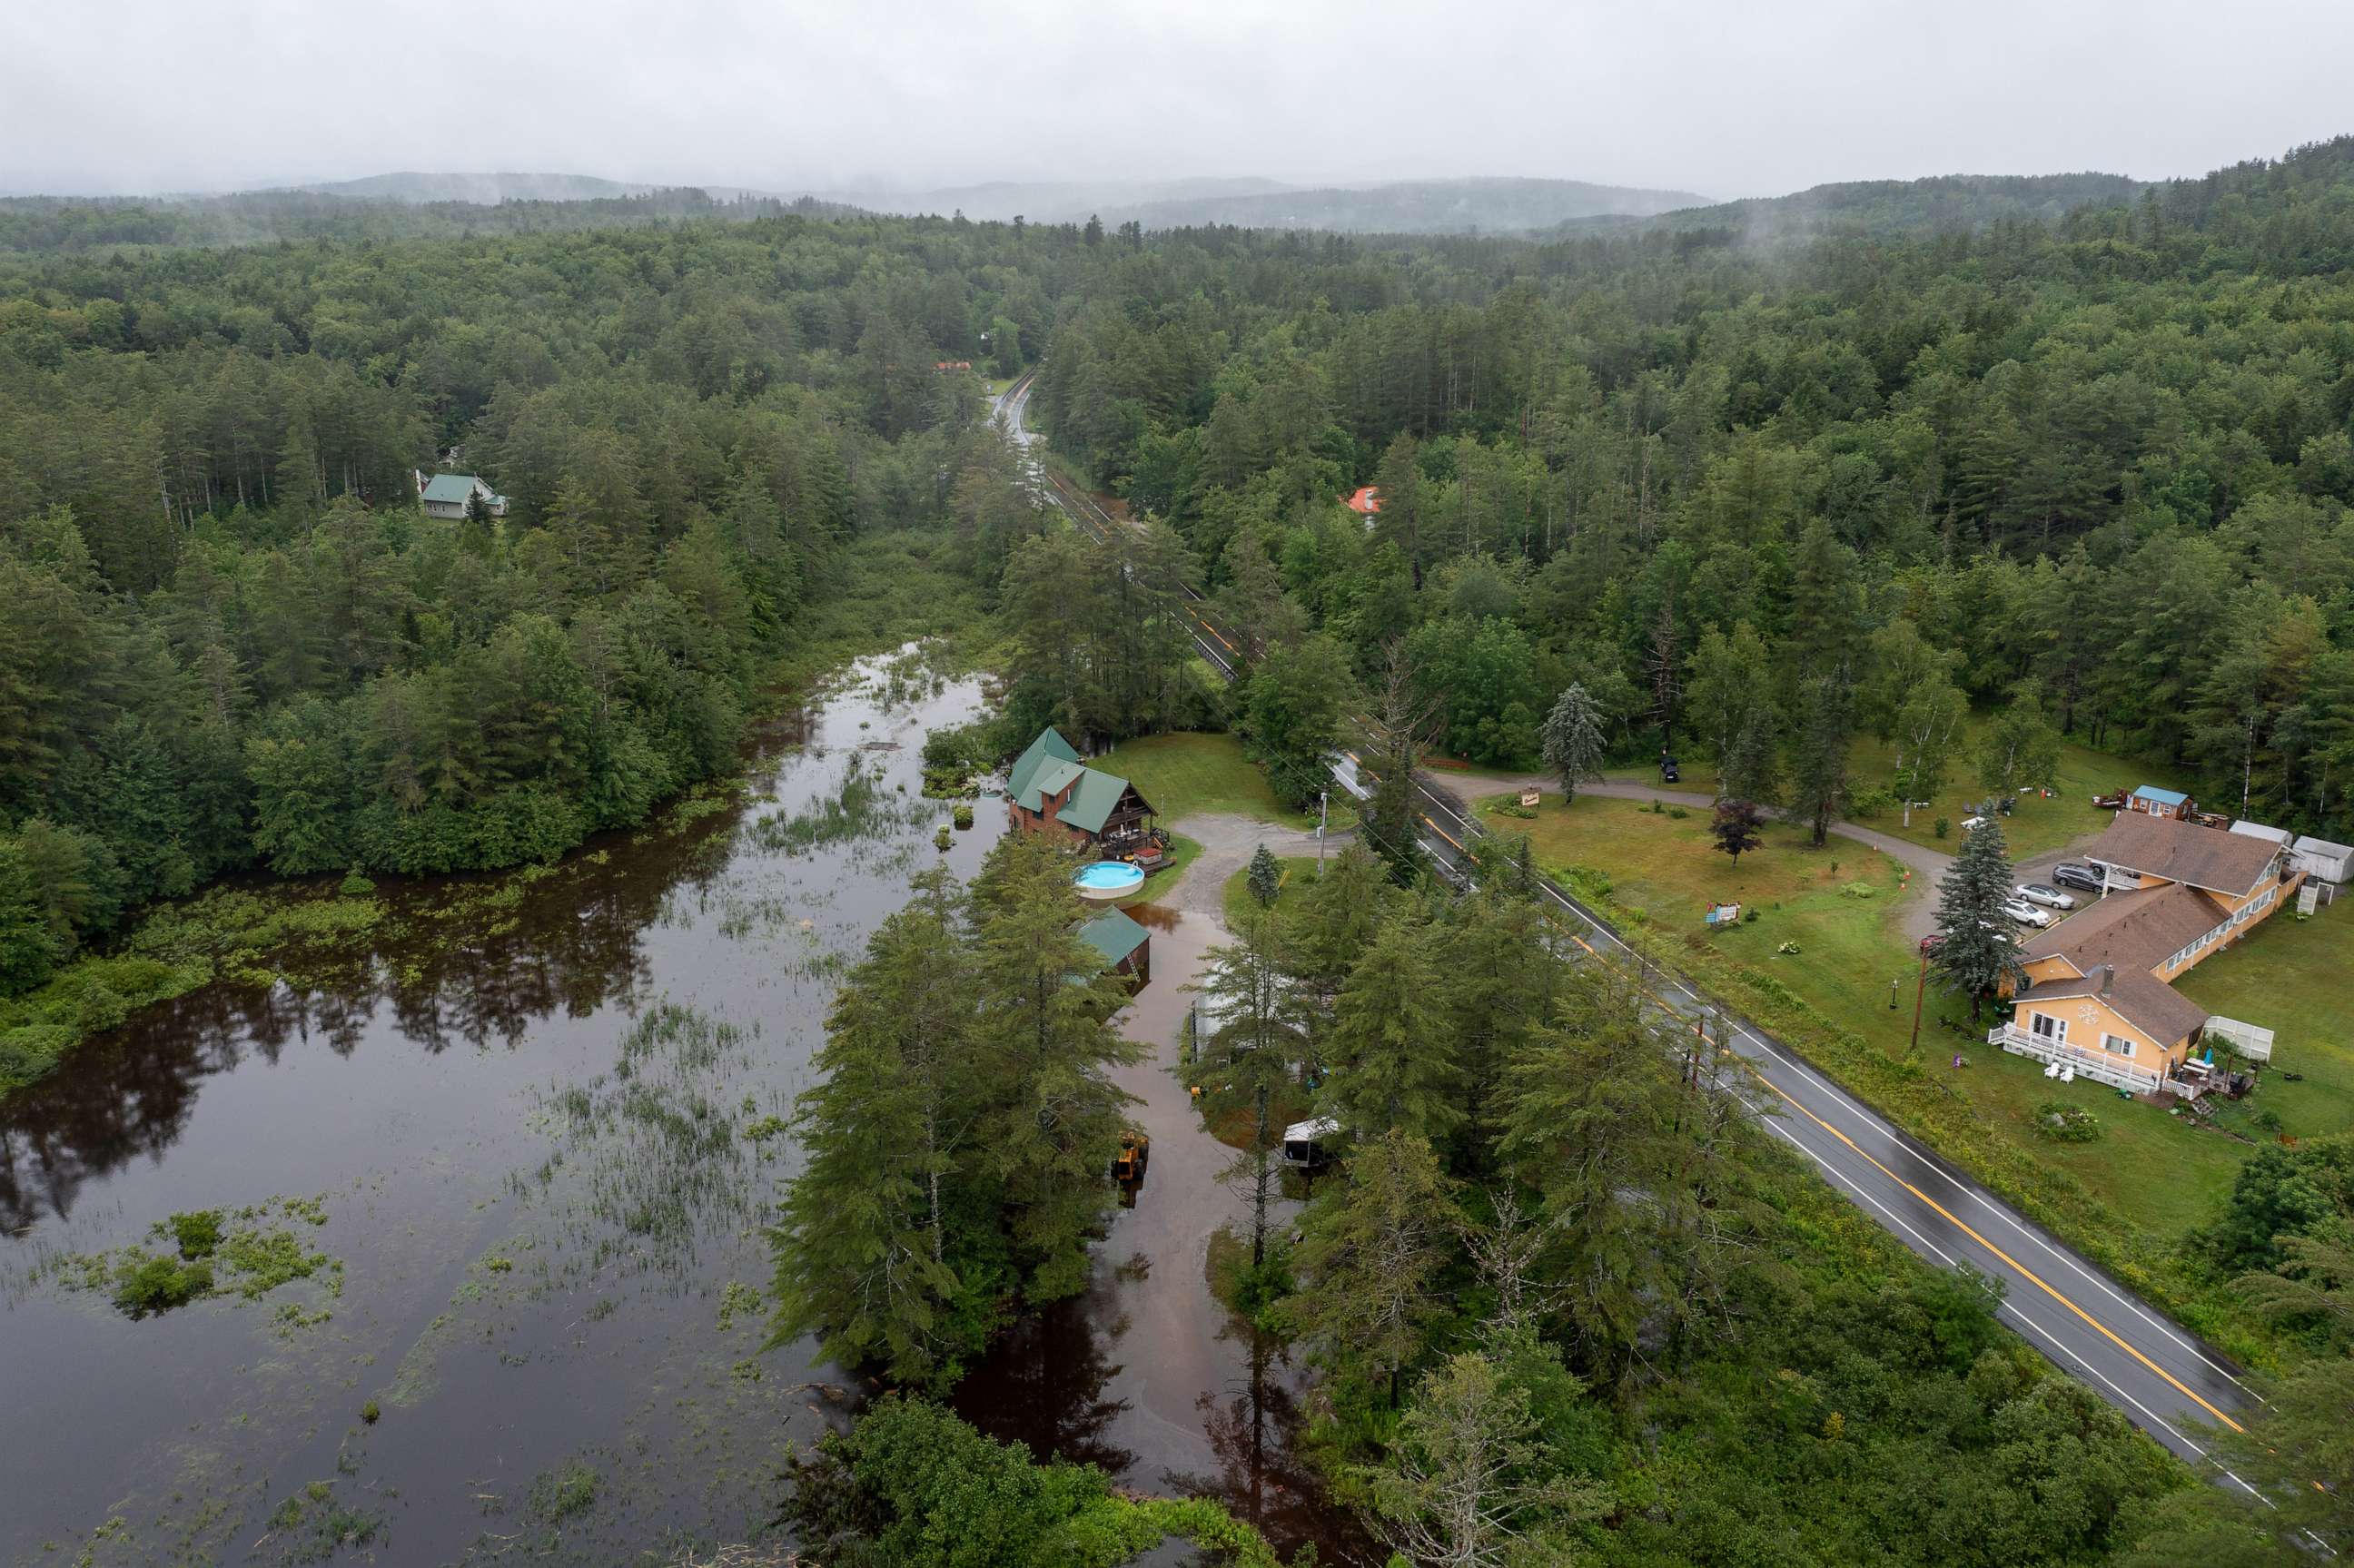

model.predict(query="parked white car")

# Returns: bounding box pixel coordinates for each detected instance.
[1962,815,1992,832]
[2015,882,2077,911]
[1999,898,2052,928]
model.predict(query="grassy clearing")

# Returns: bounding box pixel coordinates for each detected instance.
[1603,720,2199,863]
[765,529,1002,697]
[1220,855,1320,929]
[2176,908,2354,1143]
[1094,731,1322,830]
[1485,792,2272,1354]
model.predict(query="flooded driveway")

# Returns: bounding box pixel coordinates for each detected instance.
[0,646,1362,1566]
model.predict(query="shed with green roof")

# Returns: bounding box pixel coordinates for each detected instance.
[1077,906,1152,986]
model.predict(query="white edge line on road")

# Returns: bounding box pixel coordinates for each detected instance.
[1407,775,2253,1395]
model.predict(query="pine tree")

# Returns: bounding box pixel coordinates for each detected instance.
[769,869,980,1386]
[968,831,1142,1299]
[1931,814,2027,1020]
[1325,919,1459,1142]
[1538,683,1607,804]
[1785,674,1853,848]
[1246,843,1281,908]
[1284,1128,1455,1407]
[1356,1332,1609,1568]
[1196,906,1308,1266]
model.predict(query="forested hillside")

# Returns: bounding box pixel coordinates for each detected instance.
[0,210,1085,1021]
[1030,136,2354,839]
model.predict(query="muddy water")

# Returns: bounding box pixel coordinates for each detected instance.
[0,646,1361,1566]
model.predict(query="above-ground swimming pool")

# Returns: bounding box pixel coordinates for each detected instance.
[1073,860,1146,902]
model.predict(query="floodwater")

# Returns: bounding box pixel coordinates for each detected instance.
[0,646,1364,1566]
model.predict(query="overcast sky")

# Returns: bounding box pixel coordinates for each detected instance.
[7,0,2351,201]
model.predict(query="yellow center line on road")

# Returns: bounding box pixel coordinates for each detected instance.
[1358,751,2246,1437]
[1750,1071,2245,1433]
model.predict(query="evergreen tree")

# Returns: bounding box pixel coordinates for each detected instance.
[769,869,982,1386]
[1931,814,2028,1020]
[969,831,1142,1299]
[1325,919,1460,1143]
[1784,674,1854,848]
[1246,842,1281,908]
[1196,906,1308,1267]
[1356,1332,1610,1568]
[1538,682,1607,804]
[1284,1128,1455,1408]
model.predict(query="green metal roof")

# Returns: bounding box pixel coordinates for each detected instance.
[421,473,486,505]
[1007,725,1082,804]
[1058,768,1133,835]
[1077,907,1149,967]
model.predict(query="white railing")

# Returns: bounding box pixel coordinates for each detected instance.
[1986,1023,2165,1094]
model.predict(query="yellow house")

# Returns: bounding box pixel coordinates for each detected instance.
[1993,811,2300,1094]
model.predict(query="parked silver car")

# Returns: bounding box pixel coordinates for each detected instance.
[2015,882,2077,911]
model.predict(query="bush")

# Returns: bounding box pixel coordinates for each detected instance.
[112,1251,213,1317]
[1934,817,1951,839]
[953,804,974,830]
[2033,1100,2102,1143]
[935,826,953,852]
[1839,881,1878,899]
[1849,785,1896,819]
[167,1208,223,1259]
[1668,805,1689,819]
[337,868,376,896]
[361,1399,381,1425]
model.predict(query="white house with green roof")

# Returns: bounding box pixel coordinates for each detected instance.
[1005,725,1159,854]
[415,470,509,521]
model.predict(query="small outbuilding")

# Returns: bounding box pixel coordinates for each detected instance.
[2292,835,2354,885]
[2229,821,2293,853]
[1078,907,1152,987]
[2128,785,2191,821]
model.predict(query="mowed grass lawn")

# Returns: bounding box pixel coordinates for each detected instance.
[1221,854,1321,928]
[2175,907,2354,1144]
[1603,719,2201,863]
[1094,732,1328,831]
[1485,794,2252,1242]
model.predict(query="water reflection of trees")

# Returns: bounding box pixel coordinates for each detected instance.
[1163,1326,1378,1565]
[0,807,739,1233]
[950,1290,1138,1475]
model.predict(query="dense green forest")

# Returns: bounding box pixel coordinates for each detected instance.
[0,204,1086,1060]
[1024,134,2354,837]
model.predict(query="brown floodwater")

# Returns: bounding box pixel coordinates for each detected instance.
[0,646,1367,1566]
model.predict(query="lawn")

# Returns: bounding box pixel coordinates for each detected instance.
[2175,906,2354,1145]
[1221,854,1321,928]
[1602,718,2201,863]
[1094,732,1326,831]
[1485,793,2254,1255]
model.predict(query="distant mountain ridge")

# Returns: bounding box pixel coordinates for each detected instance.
[1095,176,1712,234]
[290,171,658,203]
[1556,172,2148,241]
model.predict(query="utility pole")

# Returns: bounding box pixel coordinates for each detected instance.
[1318,791,1328,868]
[1909,942,1931,1056]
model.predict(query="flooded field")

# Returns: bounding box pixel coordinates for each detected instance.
[0,646,1361,1566]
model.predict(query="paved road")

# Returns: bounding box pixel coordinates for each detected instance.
[990,377,2266,1492]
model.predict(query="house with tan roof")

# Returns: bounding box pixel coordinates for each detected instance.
[1993,809,2301,1093]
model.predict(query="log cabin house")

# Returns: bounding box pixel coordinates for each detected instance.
[1005,726,1160,856]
